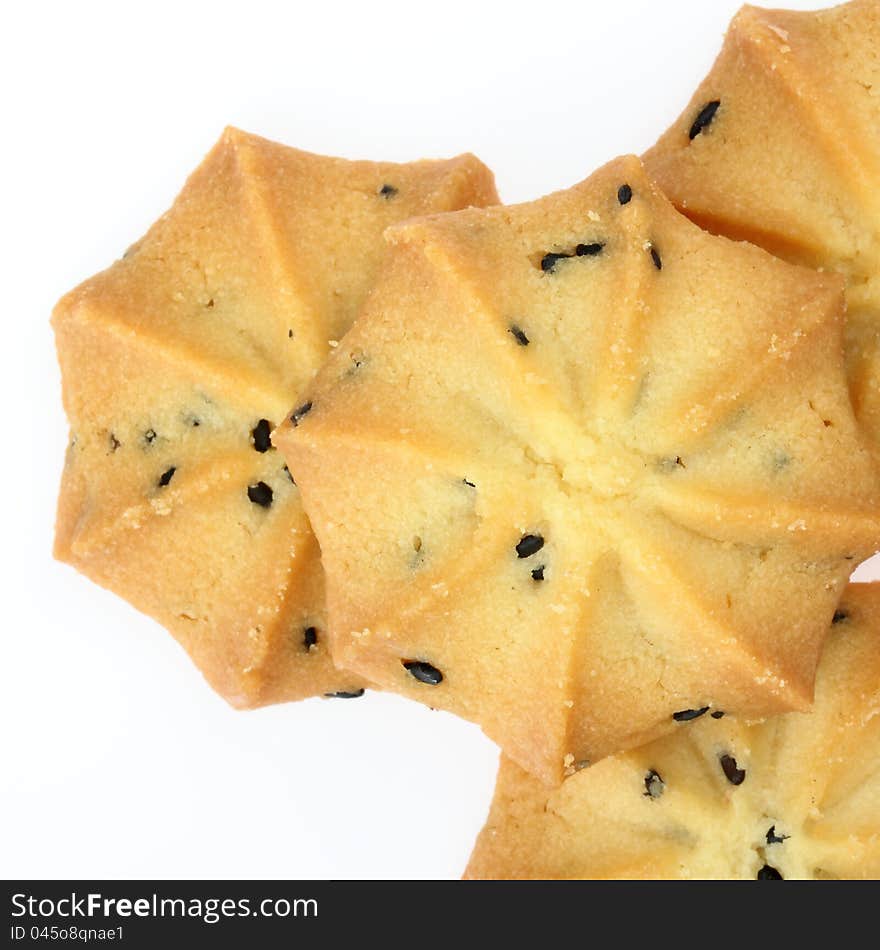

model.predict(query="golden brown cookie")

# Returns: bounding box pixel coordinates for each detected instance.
[644,0,880,457]
[466,583,880,880]
[53,127,498,707]
[276,154,880,784]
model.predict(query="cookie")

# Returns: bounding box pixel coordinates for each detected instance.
[276,154,880,784]
[465,583,880,880]
[53,127,498,707]
[644,0,880,457]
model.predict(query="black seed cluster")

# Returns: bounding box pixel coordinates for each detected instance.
[531,566,545,582]
[540,241,605,273]
[509,324,530,346]
[672,706,709,722]
[304,626,318,650]
[516,534,545,558]
[403,660,443,685]
[291,401,313,426]
[158,466,176,487]
[643,769,665,799]
[689,100,721,140]
[720,754,746,785]
[618,184,633,205]
[379,183,398,198]
[247,481,273,508]
[757,865,783,880]
[252,419,273,453]
[325,689,365,699]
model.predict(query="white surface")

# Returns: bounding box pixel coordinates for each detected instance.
[1,0,876,880]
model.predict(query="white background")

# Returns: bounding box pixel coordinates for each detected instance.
[2,0,876,880]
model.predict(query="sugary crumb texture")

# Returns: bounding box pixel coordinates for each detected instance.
[52,127,499,707]
[644,0,880,460]
[277,154,880,785]
[465,583,880,880]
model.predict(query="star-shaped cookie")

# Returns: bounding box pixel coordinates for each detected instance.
[53,127,498,707]
[277,155,880,783]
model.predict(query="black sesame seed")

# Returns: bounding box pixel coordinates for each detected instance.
[650,245,663,270]
[541,252,568,273]
[720,753,746,785]
[766,825,789,845]
[463,478,476,488]
[379,183,398,198]
[251,419,273,453]
[711,710,725,719]
[689,99,721,140]
[109,433,120,452]
[575,242,604,257]
[247,481,273,508]
[283,465,296,485]
[325,689,365,699]
[144,429,157,445]
[516,534,545,558]
[206,298,215,309]
[509,324,530,346]
[158,466,176,487]
[304,626,318,650]
[643,769,665,799]
[191,418,201,427]
[618,183,633,205]
[290,401,313,426]
[832,609,849,624]
[672,706,710,722]
[531,565,545,582]
[403,660,443,685]
[757,865,783,880]
[288,329,294,339]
